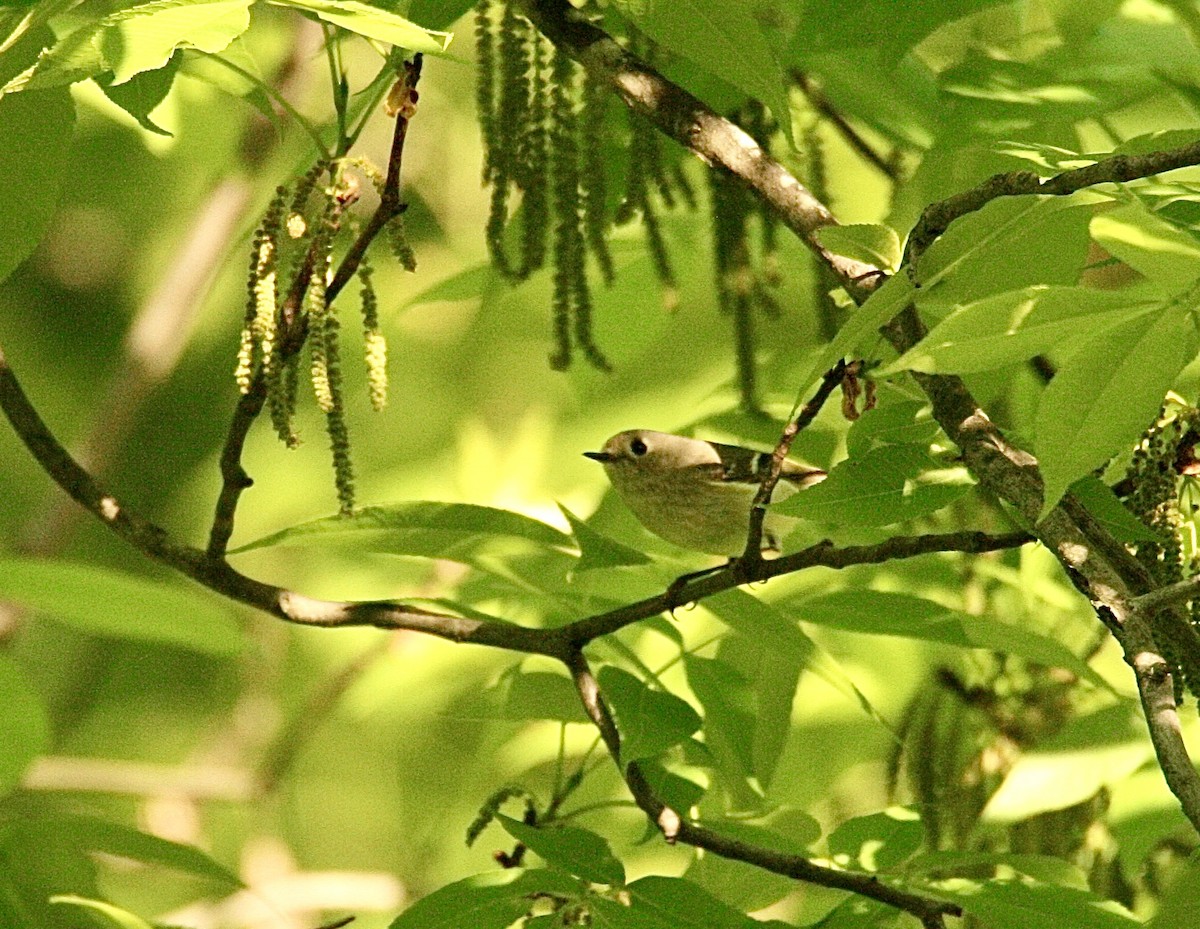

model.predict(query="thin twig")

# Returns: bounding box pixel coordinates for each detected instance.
[743,359,848,559]
[564,650,958,925]
[791,70,900,181]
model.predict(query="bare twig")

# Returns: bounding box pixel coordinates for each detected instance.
[206,56,424,559]
[791,70,900,181]
[743,359,848,559]
[903,140,1200,270]
[564,650,959,925]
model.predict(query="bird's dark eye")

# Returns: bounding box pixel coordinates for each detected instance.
[630,437,648,456]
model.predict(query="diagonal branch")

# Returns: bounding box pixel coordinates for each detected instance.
[564,650,961,926]
[207,55,424,559]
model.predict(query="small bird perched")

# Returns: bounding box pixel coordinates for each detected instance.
[584,429,826,557]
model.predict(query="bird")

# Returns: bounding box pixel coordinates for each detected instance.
[584,429,826,557]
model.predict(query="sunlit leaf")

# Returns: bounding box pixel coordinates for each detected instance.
[815,224,902,271]
[828,807,924,871]
[1036,300,1196,516]
[270,0,453,53]
[1092,200,1200,293]
[386,869,583,929]
[49,896,154,929]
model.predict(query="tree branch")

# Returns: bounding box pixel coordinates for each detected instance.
[562,530,1031,646]
[207,55,424,559]
[522,0,1200,834]
[564,650,960,925]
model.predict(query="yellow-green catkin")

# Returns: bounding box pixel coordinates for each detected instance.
[518,30,550,277]
[236,187,287,394]
[359,257,388,411]
[802,121,841,340]
[549,48,609,372]
[709,168,757,412]
[475,0,497,183]
[580,68,614,285]
[1122,415,1200,703]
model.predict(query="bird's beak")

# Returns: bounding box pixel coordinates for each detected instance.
[583,450,612,462]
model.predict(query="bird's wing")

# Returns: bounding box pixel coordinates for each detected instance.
[707,440,825,487]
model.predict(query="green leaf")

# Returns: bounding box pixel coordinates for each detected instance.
[496,815,624,885]
[0,83,73,285]
[559,504,651,571]
[0,656,49,797]
[878,285,1157,376]
[597,665,701,764]
[814,224,902,271]
[1069,475,1162,544]
[49,896,154,929]
[486,667,589,723]
[1,0,251,91]
[606,0,792,145]
[828,807,923,871]
[1036,300,1196,516]
[1092,200,1200,293]
[982,704,1151,823]
[844,400,939,457]
[39,814,242,887]
[269,0,453,53]
[97,55,178,134]
[774,444,973,526]
[789,272,915,407]
[0,556,244,656]
[913,198,1093,306]
[683,656,756,790]
[621,874,769,929]
[387,869,582,929]
[100,0,252,83]
[233,502,572,561]
[927,875,1140,929]
[637,760,706,812]
[702,590,887,727]
[784,590,1108,689]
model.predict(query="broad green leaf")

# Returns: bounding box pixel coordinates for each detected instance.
[101,0,251,83]
[0,656,49,797]
[1069,475,1162,544]
[927,875,1140,929]
[233,502,573,561]
[1092,200,1200,293]
[606,0,792,145]
[483,667,588,723]
[1,0,250,92]
[559,504,651,571]
[1036,300,1196,516]
[784,590,1108,689]
[684,656,756,792]
[0,557,244,656]
[387,869,582,929]
[0,80,73,284]
[879,285,1157,376]
[982,704,1151,822]
[637,760,706,812]
[828,807,923,871]
[97,54,178,134]
[405,262,495,305]
[621,874,774,929]
[912,198,1093,306]
[815,224,902,271]
[49,896,154,929]
[270,0,453,53]
[38,814,241,886]
[844,400,939,457]
[407,0,477,30]
[497,815,624,885]
[703,590,887,727]
[774,444,973,526]
[597,665,701,764]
